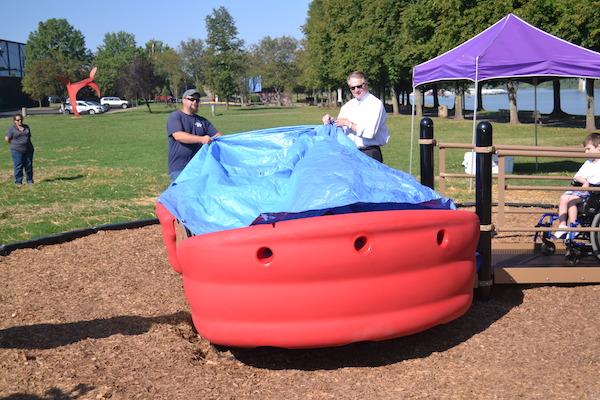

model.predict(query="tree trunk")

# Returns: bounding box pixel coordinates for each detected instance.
[477,85,484,111]
[507,81,519,124]
[391,85,400,115]
[144,99,153,113]
[550,79,565,116]
[432,84,439,109]
[454,83,464,120]
[415,88,423,117]
[586,78,596,131]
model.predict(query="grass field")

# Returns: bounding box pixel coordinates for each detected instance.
[0,104,589,244]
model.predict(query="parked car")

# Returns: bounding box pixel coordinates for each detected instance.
[100,96,130,109]
[88,100,109,113]
[63,100,105,115]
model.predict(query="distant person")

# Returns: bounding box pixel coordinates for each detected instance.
[166,89,222,181]
[321,71,390,162]
[4,114,34,186]
[555,132,600,238]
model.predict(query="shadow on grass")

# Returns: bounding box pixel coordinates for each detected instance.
[514,160,580,174]
[0,311,190,350]
[40,174,85,183]
[229,285,524,370]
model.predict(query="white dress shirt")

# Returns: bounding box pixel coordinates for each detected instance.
[337,92,390,148]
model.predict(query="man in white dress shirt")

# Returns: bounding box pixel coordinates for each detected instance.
[322,71,390,162]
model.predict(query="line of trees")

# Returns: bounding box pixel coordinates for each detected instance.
[21,2,600,122]
[22,7,304,110]
[304,0,600,125]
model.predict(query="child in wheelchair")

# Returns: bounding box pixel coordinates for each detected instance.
[536,133,600,262]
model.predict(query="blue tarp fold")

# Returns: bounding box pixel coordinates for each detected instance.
[159,124,454,235]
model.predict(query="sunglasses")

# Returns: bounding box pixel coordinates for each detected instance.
[186,97,200,103]
[15,119,23,122]
[349,84,365,91]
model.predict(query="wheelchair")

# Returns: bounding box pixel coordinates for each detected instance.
[535,184,600,264]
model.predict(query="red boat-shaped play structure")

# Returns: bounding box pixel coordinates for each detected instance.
[156,202,479,348]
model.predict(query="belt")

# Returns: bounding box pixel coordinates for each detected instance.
[359,145,381,151]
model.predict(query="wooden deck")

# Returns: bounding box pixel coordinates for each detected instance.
[492,242,600,284]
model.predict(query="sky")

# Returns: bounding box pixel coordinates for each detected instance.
[1,0,311,51]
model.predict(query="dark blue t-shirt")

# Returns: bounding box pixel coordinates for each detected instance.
[166,110,219,174]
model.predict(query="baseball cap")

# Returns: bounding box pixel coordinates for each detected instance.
[182,88,201,98]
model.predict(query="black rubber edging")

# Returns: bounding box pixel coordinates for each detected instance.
[0,218,158,257]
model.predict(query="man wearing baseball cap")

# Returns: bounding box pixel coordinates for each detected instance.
[166,88,222,180]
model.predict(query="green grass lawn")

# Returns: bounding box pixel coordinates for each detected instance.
[0,104,588,244]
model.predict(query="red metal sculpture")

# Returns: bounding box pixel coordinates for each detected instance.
[57,67,101,116]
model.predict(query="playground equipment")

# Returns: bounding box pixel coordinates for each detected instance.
[156,125,480,348]
[156,202,478,348]
[419,117,600,287]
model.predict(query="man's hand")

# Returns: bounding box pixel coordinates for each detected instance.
[206,132,223,144]
[335,118,352,130]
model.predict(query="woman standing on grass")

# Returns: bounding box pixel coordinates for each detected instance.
[4,114,34,186]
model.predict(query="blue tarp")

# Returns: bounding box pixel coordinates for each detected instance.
[158,124,454,235]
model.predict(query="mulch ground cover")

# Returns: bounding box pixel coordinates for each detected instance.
[1,219,599,400]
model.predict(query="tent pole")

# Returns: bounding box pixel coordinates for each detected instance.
[470,57,480,192]
[409,85,416,175]
[534,78,539,172]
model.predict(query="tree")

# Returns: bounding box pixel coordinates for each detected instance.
[179,39,206,91]
[22,58,65,106]
[295,41,321,104]
[94,32,139,96]
[507,81,519,124]
[204,7,246,108]
[145,40,184,98]
[303,0,340,105]
[117,53,163,112]
[551,0,600,130]
[251,36,300,106]
[145,39,171,54]
[25,18,89,62]
[22,18,90,105]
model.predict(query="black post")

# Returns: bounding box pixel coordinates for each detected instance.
[419,117,434,189]
[475,121,493,300]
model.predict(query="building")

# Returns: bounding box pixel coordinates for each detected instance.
[0,39,36,111]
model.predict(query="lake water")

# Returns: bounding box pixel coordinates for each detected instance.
[413,88,600,116]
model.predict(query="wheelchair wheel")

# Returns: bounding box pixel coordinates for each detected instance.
[540,241,555,256]
[565,246,581,265]
[590,214,600,260]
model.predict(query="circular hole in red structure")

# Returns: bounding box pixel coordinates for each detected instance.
[354,236,367,251]
[436,230,448,247]
[257,247,273,263]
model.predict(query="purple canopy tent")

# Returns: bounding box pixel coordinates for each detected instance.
[409,13,600,173]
